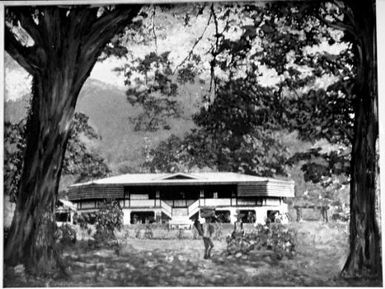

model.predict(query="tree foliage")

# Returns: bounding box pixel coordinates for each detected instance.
[131,1,379,277]
[4,112,110,201]
[93,200,123,245]
[63,113,110,182]
[4,121,26,202]
[219,1,379,277]
[204,2,355,176]
[118,51,181,131]
[133,2,355,180]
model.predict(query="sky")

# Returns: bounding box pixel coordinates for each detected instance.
[5,6,213,100]
[5,4,346,102]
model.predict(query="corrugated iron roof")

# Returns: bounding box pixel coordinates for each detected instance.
[70,172,294,187]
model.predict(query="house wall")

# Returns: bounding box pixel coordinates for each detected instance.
[69,178,292,226]
[73,195,288,225]
[212,202,288,224]
[118,199,287,225]
[122,208,163,225]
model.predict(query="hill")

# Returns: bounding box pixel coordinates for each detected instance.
[4,77,349,207]
[4,78,200,173]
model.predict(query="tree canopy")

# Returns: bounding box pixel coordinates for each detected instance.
[125,2,352,181]
[120,1,379,277]
[4,112,110,202]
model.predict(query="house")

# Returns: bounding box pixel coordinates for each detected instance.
[67,172,295,226]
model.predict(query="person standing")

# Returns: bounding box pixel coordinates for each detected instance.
[232,211,244,239]
[202,216,214,259]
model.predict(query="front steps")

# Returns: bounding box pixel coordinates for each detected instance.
[168,208,193,228]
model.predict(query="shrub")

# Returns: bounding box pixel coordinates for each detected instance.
[73,212,96,229]
[55,224,77,245]
[213,223,224,240]
[93,200,123,246]
[226,223,297,260]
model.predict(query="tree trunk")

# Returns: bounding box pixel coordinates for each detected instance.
[341,0,381,279]
[4,70,83,275]
[4,6,141,274]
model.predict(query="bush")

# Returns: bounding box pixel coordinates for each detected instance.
[213,223,224,240]
[73,212,96,229]
[226,223,297,260]
[55,224,77,245]
[93,200,123,246]
[116,223,228,240]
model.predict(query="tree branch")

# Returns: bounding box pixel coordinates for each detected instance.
[76,5,142,91]
[14,8,43,47]
[87,5,141,45]
[151,5,158,54]
[5,26,39,74]
[173,10,212,74]
[209,3,220,95]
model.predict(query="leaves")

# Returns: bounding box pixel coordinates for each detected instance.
[4,112,110,199]
[4,120,27,201]
[121,51,182,131]
[122,2,355,184]
[93,200,123,245]
[226,223,296,260]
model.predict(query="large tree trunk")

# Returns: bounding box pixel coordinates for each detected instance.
[4,76,77,273]
[4,5,141,274]
[4,56,90,274]
[341,0,381,279]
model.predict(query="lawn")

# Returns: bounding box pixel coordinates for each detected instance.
[3,221,382,287]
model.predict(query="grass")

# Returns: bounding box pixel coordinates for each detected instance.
[3,221,382,287]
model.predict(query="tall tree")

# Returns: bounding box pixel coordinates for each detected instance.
[337,0,379,278]
[207,0,379,277]
[4,5,141,273]
[134,0,380,278]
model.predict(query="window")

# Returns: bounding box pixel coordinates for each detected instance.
[267,210,280,223]
[215,210,231,223]
[239,210,256,223]
[130,211,155,224]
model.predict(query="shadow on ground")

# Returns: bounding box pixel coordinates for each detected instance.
[4,222,382,287]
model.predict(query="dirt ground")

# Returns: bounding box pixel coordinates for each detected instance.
[4,221,382,287]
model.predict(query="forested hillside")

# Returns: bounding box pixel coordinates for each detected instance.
[4,77,199,173]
